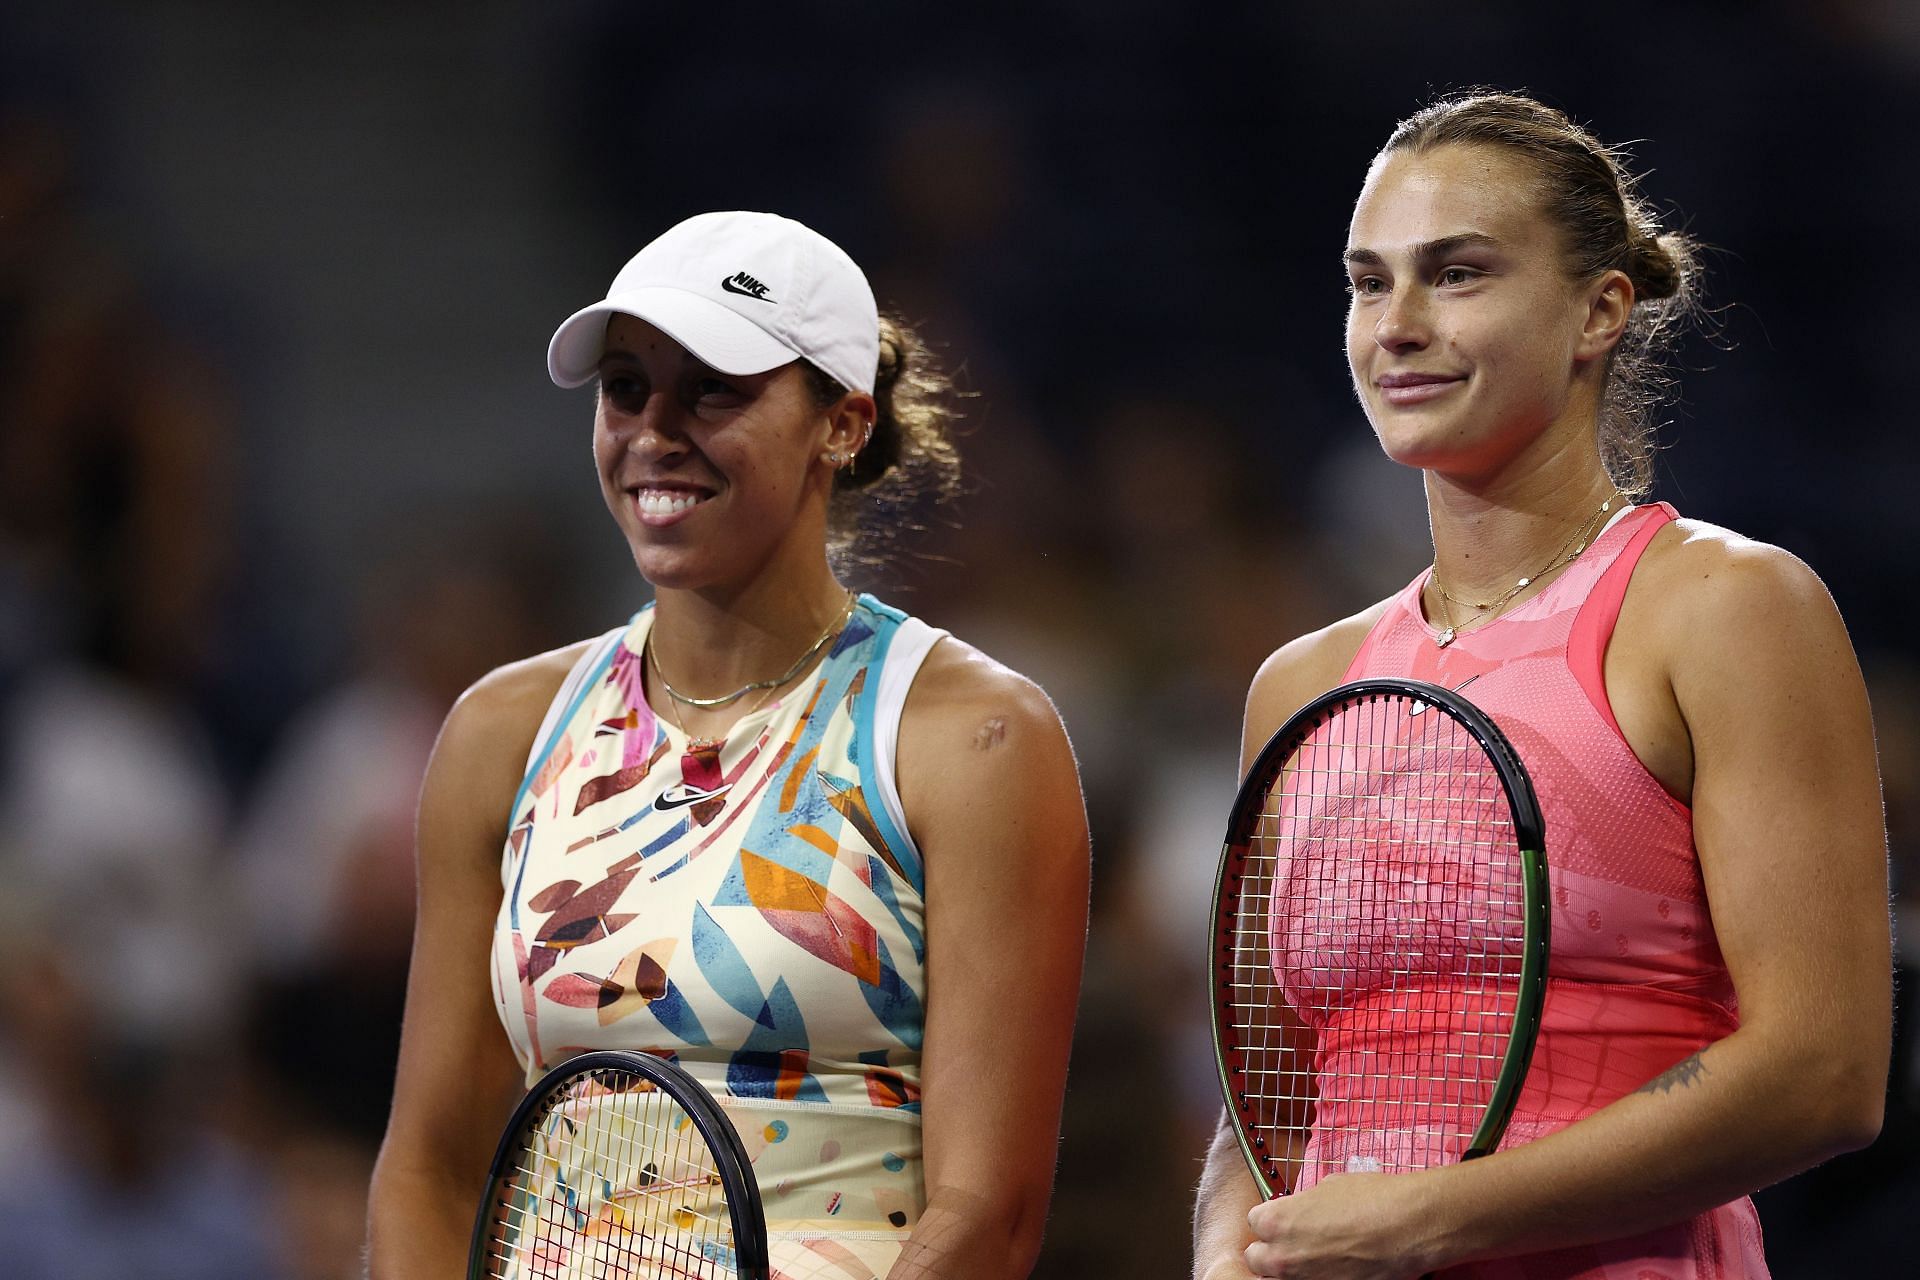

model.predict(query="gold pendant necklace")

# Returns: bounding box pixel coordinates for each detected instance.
[647,591,857,744]
[1431,495,1622,648]
[654,665,783,753]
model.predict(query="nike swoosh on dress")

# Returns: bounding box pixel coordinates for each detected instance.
[653,783,735,812]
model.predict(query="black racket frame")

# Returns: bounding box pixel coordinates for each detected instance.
[1209,676,1550,1198]
[467,1049,771,1280]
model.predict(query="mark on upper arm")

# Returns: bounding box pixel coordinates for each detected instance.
[972,717,1007,751]
[1636,1050,1708,1095]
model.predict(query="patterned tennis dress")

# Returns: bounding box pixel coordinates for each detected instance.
[490,595,943,1279]
[1341,503,1769,1279]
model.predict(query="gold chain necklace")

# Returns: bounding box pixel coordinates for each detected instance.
[1430,495,1622,648]
[647,590,857,709]
[653,661,784,750]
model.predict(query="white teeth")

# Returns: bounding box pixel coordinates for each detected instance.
[636,490,704,517]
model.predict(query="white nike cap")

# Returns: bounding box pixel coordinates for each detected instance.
[546,210,880,395]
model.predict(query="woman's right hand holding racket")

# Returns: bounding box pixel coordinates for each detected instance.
[1240,1168,1445,1280]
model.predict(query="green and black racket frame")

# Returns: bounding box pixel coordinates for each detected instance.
[1210,677,1550,1198]
[469,1049,770,1280]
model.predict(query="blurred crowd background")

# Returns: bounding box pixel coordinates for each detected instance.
[2,2,1916,1276]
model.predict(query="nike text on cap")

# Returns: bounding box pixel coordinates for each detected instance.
[546,210,880,396]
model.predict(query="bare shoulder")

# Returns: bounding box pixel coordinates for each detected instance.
[443,639,598,758]
[1244,600,1396,759]
[424,637,601,838]
[900,634,1072,761]
[1633,518,1847,649]
[894,634,1088,884]
[1625,517,1866,754]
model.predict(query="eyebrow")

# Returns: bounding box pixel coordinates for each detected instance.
[1344,232,1503,269]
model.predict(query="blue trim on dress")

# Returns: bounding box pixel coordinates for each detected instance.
[853,593,926,898]
[505,608,644,829]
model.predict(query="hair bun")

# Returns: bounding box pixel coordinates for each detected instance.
[874,330,904,392]
[1629,232,1684,302]
[811,313,960,571]
[1380,90,1711,500]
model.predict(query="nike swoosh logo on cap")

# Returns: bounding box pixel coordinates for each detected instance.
[653,783,734,812]
[720,271,776,303]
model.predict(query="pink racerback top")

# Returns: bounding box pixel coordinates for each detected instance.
[1342,502,1769,1280]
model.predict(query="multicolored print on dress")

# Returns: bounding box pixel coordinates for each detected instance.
[490,595,945,1279]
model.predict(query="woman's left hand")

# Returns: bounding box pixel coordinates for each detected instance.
[1243,1172,1443,1280]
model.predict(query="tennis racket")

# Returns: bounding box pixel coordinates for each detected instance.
[1210,677,1549,1199]
[469,1050,770,1280]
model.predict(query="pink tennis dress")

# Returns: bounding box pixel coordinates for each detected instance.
[1341,503,1769,1280]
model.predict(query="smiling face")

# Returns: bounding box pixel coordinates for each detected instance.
[1344,143,1617,484]
[593,313,844,591]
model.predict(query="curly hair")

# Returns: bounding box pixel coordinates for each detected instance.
[802,313,963,567]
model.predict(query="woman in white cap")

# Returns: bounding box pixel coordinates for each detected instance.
[368,211,1090,1278]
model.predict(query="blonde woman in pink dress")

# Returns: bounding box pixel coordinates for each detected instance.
[1192,93,1890,1280]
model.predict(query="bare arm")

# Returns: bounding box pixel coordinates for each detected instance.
[885,642,1092,1279]
[1241,536,1891,1278]
[366,647,583,1278]
[1409,537,1890,1263]
[1195,1111,1267,1280]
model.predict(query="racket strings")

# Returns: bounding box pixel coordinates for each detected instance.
[1222,697,1528,1190]
[483,1067,736,1278]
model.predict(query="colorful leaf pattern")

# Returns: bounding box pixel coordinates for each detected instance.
[487,598,932,1271]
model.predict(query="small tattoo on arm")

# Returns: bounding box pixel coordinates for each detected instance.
[972,717,1007,751]
[1636,1051,1708,1096]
